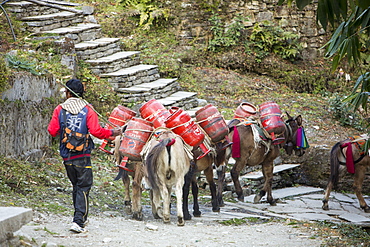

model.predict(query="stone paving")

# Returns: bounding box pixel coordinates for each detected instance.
[194,185,370,227]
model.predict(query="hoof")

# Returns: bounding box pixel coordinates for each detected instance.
[212,207,220,213]
[218,200,225,207]
[124,206,132,214]
[362,206,370,213]
[132,212,143,221]
[253,194,261,203]
[269,199,277,206]
[177,217,185,226]
[153,213,161,219]
[322,205,329,211]
[184,214,192,220]
[193,211,201,217]
[163,218,171,224]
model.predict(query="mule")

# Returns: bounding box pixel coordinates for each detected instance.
[113,136,145,220]
[182,141,227,220]
[322,137,370,212]
[222,113,305,204]
[143,128,191,226]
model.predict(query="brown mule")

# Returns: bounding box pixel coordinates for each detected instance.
[182,141,227,220]
[221,113,305,204]
[113,136,145,221]
[322,138,370,212]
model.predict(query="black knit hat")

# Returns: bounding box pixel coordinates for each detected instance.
[66,79,84,97]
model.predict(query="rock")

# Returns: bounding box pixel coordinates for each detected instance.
[145,223,158,231]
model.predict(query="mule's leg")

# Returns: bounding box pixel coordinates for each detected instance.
[230,159,246,201]
[132,166,144,221]
[322,180,333,210]
[353,165,370,213]
[175,177,185,226]
[121,171,131,206]
[254,162,276,205]
[182,167,193,220]
[216,164,226,206]
[150,189,162,219]
[160,184,171,224]
[191,178,201,217]
[204,166,220,212]
[215,144,228,207]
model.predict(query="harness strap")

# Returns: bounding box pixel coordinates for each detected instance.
[339,143,365,167]
[340,142,356,174]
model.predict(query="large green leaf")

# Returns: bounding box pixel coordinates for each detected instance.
[358,0,370,10]
[295,0,312,10]
[317,0,328,29]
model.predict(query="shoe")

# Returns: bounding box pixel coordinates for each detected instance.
[82,219,89,228]
[70,222,88,233]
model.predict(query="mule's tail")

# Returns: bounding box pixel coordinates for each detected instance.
[145,138,173,191]
[329,141,342,189]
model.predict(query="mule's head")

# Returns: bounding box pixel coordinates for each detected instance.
[283,112,305,157]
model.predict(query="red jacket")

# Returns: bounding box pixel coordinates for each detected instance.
[48,104,113,160]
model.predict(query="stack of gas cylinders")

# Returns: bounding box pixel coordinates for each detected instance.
[99,99,285,167]
[100,99,230,163]
[233,101,286,144]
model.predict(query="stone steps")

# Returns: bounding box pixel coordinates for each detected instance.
[21,11,85,32]
[85,51,141,74]
[75,37,122,60]
[116,78,181,104]
[158,91,198,109]
[5,0,200,110]
[4,0,77,18]
[36,23,103,43]
[100,64,160,89]
[0,207,33,246]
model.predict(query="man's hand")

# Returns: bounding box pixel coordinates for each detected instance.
[112,128,122,136]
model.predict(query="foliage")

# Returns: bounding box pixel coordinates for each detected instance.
[344,72,370,112]
[329,93,366,130]
[208,14,246,52]
[313,221,370,246]
[77,64,122,116]
[120,0,171,30]
[246,21,303,62]
[0,147,149,215]
[0,55,11,94]
[278,0,370,113]
[208,15,302,62]
[5,53,43,75]
[219,217,270,226]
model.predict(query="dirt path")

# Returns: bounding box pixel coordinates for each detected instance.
[16,204,324,247]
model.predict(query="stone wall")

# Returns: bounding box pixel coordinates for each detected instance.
[0,72,58,160]
[176,0,326,59]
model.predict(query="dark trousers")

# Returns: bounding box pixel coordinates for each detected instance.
[64,157,93,227]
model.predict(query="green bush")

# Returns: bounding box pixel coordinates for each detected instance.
[329,93,366,130]
[246,21,302,62]
[208,15,302,62]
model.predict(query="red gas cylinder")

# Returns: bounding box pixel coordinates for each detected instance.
[139,99,171,128]
[165,107,210,159]
[195,104,228,143]
[99,105,136,154]
[119,117,154,160]
[259,101,285,144]
[233,102,258,119]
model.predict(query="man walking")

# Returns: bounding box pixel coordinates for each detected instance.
[48,79,121,233]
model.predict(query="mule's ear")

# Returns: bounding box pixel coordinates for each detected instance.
[296,115,302,126]
[285,111,292,120]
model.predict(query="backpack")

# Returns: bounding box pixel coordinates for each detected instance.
[61,109,90,152]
